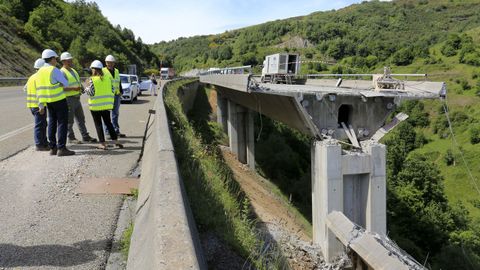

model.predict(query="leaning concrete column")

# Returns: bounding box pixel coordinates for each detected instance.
[246,109,255,170]
[216,91,228,133]
[228,100,238,157]
[311,140,344,262]
[364,142,387,235]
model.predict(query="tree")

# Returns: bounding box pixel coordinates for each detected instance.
[392,47,414,66]
[1,0,42,22]
[441,34,462,57]
[68,36,87,69]
[218,46,233,60]
[389,154,459,257]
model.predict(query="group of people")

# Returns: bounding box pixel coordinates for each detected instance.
[25,49,126,156]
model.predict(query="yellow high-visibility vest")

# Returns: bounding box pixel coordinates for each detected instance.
[102,67,120,95]
[26,72,40,108]
[88,76,114,111]
[61,67,81,97]
[35,66,65,103]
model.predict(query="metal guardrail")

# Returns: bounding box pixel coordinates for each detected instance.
[0,77,28,86]
[198,65,252,76]
[0,77,95,87]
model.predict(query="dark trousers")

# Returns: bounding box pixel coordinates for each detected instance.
[47,99,68,149]
[66,96,89,140]
[91,110,118,143]
[30,107,48,147]
[104,95,121,134]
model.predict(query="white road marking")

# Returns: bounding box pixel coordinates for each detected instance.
[0,123,34,142]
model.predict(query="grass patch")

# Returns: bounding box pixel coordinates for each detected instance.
[130,188,139,200]
[164,79,288,269]
[120,222,134,258]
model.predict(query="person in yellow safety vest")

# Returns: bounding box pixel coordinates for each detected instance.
[84,60,124,150]
[60,52,97,144]
[24,58,49,151]
[102,55,126,138]
[36,49,75,156]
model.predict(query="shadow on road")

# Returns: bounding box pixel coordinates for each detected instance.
[122,99,151,105]
[74,149,134,156]
[0,239,109,268]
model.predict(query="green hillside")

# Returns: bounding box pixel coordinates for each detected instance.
[151,0,480,73]
[0,0,160,77]
[152,0,480,268]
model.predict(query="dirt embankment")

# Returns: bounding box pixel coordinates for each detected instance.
[0,13,38,77]
[222,149,349,270]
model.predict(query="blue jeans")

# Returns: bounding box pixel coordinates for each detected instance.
[105,95,121,134]
[30,107,48,147]
[47,99,68,149]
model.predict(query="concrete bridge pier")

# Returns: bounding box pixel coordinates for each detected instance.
[311,139,386,262]
[216,92,228,133]
[227,100,255,170]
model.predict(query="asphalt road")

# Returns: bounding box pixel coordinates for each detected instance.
[0,85,160,269]
[0,86,35,161]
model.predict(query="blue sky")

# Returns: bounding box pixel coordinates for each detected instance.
[89,0,369,44]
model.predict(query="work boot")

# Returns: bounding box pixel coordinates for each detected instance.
[82,135,98,143]
[112,140,124,149]
[50,147,57,156]
[68,138,82,144]
[57,147,75,156]
[35,145,50,151]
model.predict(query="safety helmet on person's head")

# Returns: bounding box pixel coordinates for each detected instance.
[60,52,73,61]
[105,55,116,62]
[34,58,45,69]
[90,60,104,69]
[41,49,58,59]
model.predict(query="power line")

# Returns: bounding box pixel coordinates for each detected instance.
[443,96,480,197]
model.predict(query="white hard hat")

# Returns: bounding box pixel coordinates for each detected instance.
[41,49,58,59]
[105,55,116,62]
[60,52,73,61]
[90,60,103,69]
[34,58,45,69]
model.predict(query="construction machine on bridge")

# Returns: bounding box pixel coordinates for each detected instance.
[261,53,300,84]
[160,67,175,79]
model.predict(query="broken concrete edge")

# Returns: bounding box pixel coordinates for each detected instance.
[326,211,425,270]
[127,79,207,270]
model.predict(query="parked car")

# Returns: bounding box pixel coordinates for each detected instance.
[139,77,152,95]
[120,74,139,103]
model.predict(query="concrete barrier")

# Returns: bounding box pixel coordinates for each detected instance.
[127,80,206,270]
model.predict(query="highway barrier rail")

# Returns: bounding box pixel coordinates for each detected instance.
[127,79,206,269]
[0,77,28,86]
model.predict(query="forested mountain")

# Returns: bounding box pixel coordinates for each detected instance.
[152,0,480,268]
[151,0,480,74]
[0,0,159,77]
